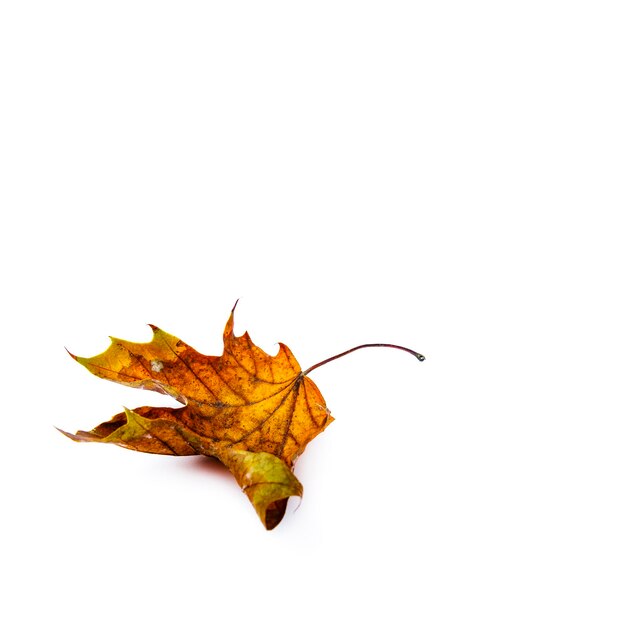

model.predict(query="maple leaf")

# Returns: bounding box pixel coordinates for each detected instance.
[60,303,424,529]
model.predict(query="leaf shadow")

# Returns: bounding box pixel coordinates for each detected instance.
[174,455,234,483]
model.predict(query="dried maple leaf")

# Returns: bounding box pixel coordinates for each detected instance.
[60,303,424,529]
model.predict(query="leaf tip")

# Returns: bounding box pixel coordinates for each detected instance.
[122,406,139,422]
[64,347,78,361]
[55,426,81,442]
[224,302,240,342]
[147,324,161,338]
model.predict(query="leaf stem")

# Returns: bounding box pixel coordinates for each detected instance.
[303,343,425,376]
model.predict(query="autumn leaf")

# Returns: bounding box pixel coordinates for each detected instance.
[60,303,424,529]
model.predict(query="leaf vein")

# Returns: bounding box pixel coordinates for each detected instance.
[224,379,299,448]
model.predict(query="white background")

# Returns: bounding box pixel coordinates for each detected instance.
[1,2,625,620]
